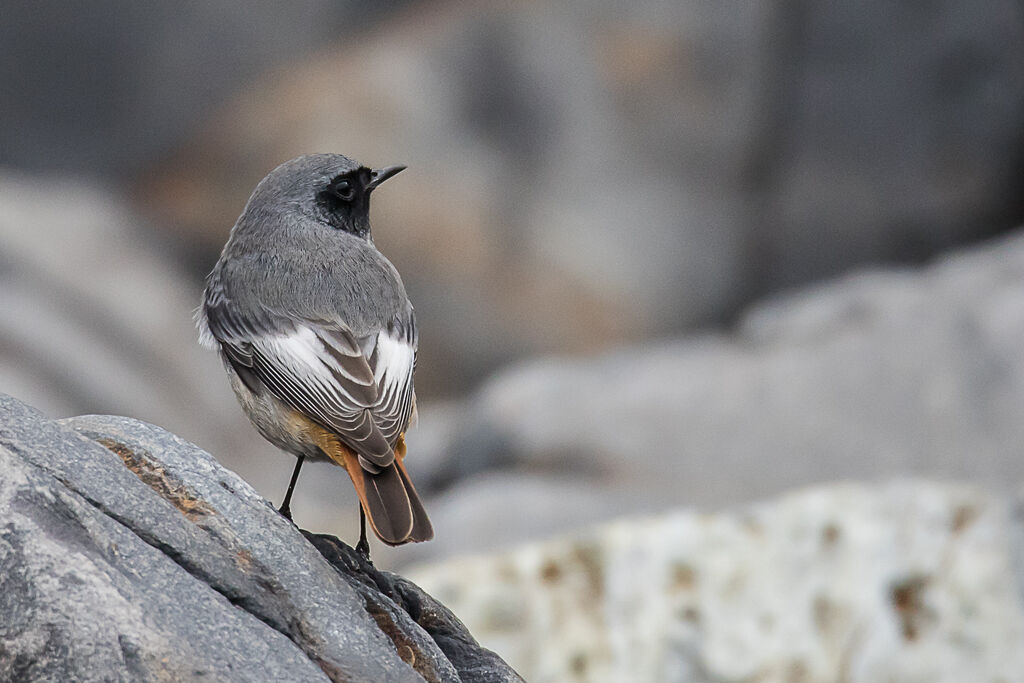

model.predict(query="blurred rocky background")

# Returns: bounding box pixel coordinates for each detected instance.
[3,1,1024,678]
[409,481,1024,682]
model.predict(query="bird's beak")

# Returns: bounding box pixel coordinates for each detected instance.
[366,165,407,191]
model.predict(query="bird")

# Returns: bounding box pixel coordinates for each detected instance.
[197,153,433,556]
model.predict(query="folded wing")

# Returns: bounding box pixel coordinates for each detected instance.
[204,297,417,470]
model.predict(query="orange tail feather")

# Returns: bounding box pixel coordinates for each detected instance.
[312,429,432,546]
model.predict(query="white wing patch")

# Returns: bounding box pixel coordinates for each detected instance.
[268,327,325,374]
[373,330,415,393]
[210,314,416,464]
[371,329,416,444]
[258,325,375,410]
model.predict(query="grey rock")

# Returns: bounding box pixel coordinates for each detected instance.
[305,534,523,682]
[0,393,520,682]
[397,230,1024,563]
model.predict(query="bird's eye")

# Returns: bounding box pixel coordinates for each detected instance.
[332,180,355,202]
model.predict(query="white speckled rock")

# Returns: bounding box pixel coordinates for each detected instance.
[408,481,1024,683]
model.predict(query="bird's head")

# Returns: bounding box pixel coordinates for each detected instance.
[243,153,406,240]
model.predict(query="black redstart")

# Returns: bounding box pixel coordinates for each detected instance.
[198,153,432,555]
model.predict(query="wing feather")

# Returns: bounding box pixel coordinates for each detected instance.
[203,294,417,470]
[369,325,416,445]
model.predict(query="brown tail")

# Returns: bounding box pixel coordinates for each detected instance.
[313,430,433,546]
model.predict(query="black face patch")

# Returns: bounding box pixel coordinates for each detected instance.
[317,170,371,236]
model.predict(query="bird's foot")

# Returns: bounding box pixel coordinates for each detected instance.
[355,538,371,562]
[355,505,371,562]
[277,503,294,522]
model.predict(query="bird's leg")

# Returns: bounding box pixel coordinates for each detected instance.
[278,454,305,520]
[355,505,371,560]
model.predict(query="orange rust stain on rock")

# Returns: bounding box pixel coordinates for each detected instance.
[540,560,562,583]
[951,505,978,534]
[890,575,932,641]
[669,563,697,593]
[96,438,217,522]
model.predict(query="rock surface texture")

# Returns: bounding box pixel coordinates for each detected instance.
[0,394,519,682]
[410,481,1024,683]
